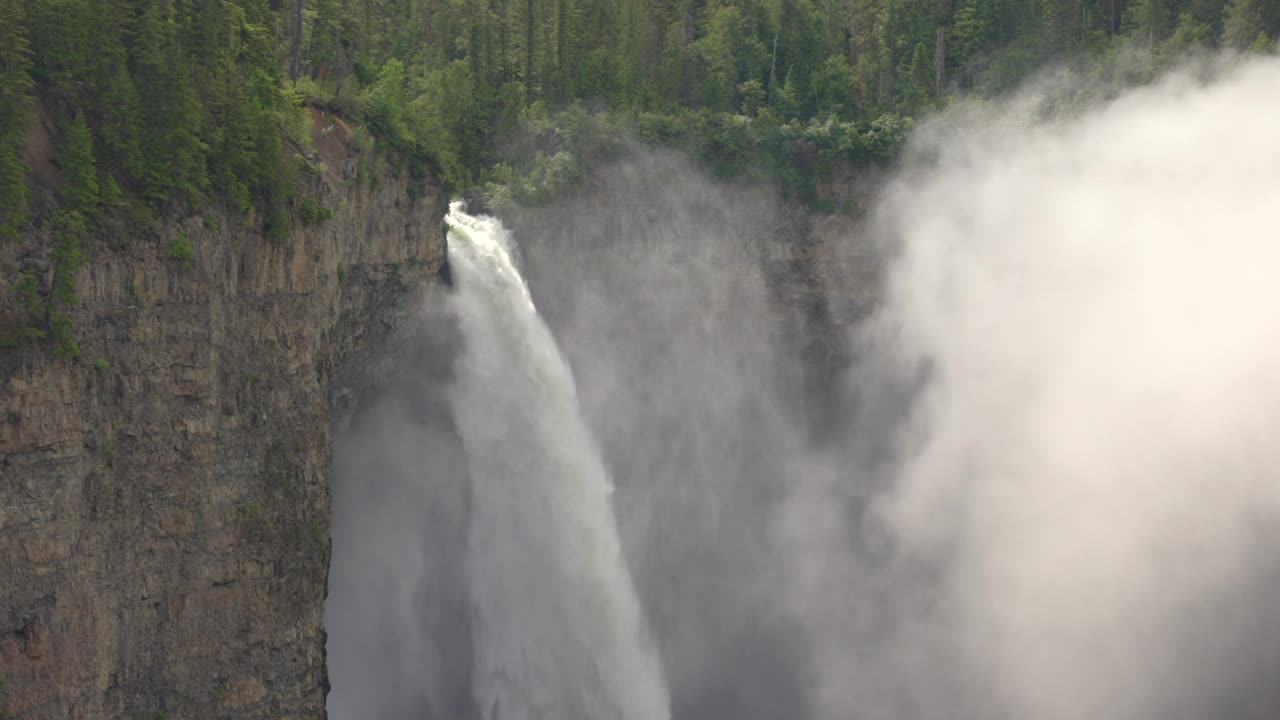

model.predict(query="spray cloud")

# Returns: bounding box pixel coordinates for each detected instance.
[793,56,1280,720]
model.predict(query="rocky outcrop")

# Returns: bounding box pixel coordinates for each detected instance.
[0,113,449,720]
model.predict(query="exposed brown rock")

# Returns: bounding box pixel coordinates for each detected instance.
[0,115,449,720]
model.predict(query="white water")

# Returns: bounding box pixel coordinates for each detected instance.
[445,204,671,720]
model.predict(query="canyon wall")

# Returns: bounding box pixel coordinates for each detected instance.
[0,114,449,720]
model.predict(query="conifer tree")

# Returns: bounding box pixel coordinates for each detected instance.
[953,0,995,65]
[1221,0,1265,49]
[0,0,34,239]
[59,113,100,215]
[1042,0,1083,52]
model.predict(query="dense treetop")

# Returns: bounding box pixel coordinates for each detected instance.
[1,0,1276,227]
[0,0,1274,338]
[0,0,1273,355]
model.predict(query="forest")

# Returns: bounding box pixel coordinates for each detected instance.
[0,0,1276,305]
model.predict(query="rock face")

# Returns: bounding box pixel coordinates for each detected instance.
[0,114,449,720]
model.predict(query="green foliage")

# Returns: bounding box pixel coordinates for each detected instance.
[738,79,767,116]
[367,59,409,147]
[49,210,85,357]
[0,0,1264,226]
[1246,30,1274,52]
[265,203,294,244]
[93,357,110,371]
[169,233,193,263]
[136,0,210,204]
[299,197,334,225]
[0,0,34,240]
[60,114,100,214]
[1128,0,1176,45]
[485,102,913,207]
[1222,0,1266,48]
[811,55,856,117]
[1161,11,1215,61]
[954,0,996,64]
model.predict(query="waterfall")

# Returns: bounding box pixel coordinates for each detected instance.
[445,203,671,720]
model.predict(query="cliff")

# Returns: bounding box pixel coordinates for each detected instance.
[0,111,449,719]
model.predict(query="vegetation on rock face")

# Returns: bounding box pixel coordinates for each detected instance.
[0,0,1273,348]
[299,197,334,225]
[169,233,194,263]
[0,0,35,241]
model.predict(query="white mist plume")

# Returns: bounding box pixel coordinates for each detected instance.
[801,57,1280,720]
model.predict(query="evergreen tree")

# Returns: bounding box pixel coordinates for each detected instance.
[907,40,932,104]
[46,208,85,357]
[59,113,100,215]
[953,0,995,66]
[1042,0,1083,52]
[27,0,94,102]
[1221,0,1265,49]
[0,0,1258,246]
[811,53,854,115]
[135,0,210,203]
[0,0,34,239]
[1127,0,1174,46]
[94,65,145,184]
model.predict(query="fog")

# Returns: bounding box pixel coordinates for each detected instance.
[326,312,477,720]
[839,56,1280,720]
[328,56,1280,720]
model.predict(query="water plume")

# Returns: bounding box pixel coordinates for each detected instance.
[446,205,669,720]
[794,56,1280,720]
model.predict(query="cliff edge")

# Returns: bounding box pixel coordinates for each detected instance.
[0,110,448,720]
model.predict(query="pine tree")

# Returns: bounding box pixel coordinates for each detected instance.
[953,0,995,65]
[94,64,145,183]
[1127,0,1174,46]
[1246,30,1273,51]
[1221,0,1265,49]
[27,0,94,102]
[1042,0,1083,52]
[59,113,100,215]
[0,0,34,239]
[47,208,85,357]
[811,54,854,116]
[908,41,932,98]
[135,0,210,204]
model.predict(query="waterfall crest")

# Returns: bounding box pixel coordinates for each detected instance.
[446,203,670,720]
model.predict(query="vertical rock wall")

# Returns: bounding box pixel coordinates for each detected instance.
[0,114,448,720]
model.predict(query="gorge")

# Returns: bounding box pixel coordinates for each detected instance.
[2,44,1280,720]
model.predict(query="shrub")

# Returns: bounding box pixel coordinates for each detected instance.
[349,126,374,153]
[299,197,333,225]
[169,233,193,263]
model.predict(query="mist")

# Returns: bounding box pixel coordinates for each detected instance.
[327,56,1280,720]
[832,56,1280,720]
[326,311,478,720]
